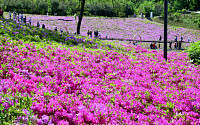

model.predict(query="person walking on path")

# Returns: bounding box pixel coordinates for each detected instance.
[99,31,101,38]
[175,36,177,49]
[13,11,15,21]
[60,27,63,35]
[20,13,23,23]
[159,35,162,42]
[169,41,172,50]
[90,30,92,37]
[150,43,153,49]
[155,42,157,49]
[37,22,40,28]
[29,17,31,25]
[188,37,190,43]
[174,42,177,49]
[42,24,45,29]
[13,11,17,21]
[158,35,162,49]
[9,11,11,20]
[152,42,156,49]
[24,16,26,23]
[158,42,160,49]
[179,36,183,50]
[17,13,19,22]
[87,30,90,36]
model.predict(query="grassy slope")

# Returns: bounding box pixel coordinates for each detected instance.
[153,14,200,31]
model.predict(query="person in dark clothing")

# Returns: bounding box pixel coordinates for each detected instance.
[179,36,183,50]
[158,35,162,49]
[17,13,19,22]
[159,35,162,42]
[42,24,45,29]
[90,30,92,37]
[20,13,23,23]
[158,43,160,49]
[169,41,172,50]
[175,36,178,49]
[150,43,153,49]
[29,17,31,25]
[94,30,98,37]
[94,30,99,37]
[37,22,40,27]
[94,30,96,37]
[87,30,90,36]
[174,42,177,49]
[23,16,26,23]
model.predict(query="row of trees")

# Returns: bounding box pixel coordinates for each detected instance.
[1,0,79,15]
[0,0,199,17]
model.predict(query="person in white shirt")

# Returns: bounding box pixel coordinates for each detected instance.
[98,31,101,38]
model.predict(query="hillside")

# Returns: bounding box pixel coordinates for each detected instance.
[0,17,200,124]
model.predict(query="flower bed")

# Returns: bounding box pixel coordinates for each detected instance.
[0,32,200,124]
[3,13,200,42]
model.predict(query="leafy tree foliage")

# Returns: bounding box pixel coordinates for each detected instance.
[0,0,199,16]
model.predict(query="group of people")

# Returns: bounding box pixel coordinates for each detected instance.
[150,42,158,49]
[6,10,70,36]
[167,36,183,50]
[150,35,190,50]
[9,11,31,25]
[37,22,46,29]
[87,30,101,38]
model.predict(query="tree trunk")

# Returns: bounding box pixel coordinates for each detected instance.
[187,0,190,10]
[77,0,85,35]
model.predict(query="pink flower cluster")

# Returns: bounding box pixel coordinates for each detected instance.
[1,38,200,124]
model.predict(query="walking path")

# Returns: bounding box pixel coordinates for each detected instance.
[100,37,189,43]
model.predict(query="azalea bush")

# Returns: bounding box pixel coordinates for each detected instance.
[0,20,86,46]
[0,19,124,51]
[188,41,200,64]
[0,32,200,124]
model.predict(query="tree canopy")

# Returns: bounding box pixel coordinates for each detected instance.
[1,0,199,17]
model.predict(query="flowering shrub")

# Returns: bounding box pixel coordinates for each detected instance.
[0,32,200,124]
[188,41,200,64]
[0,20,86,46]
